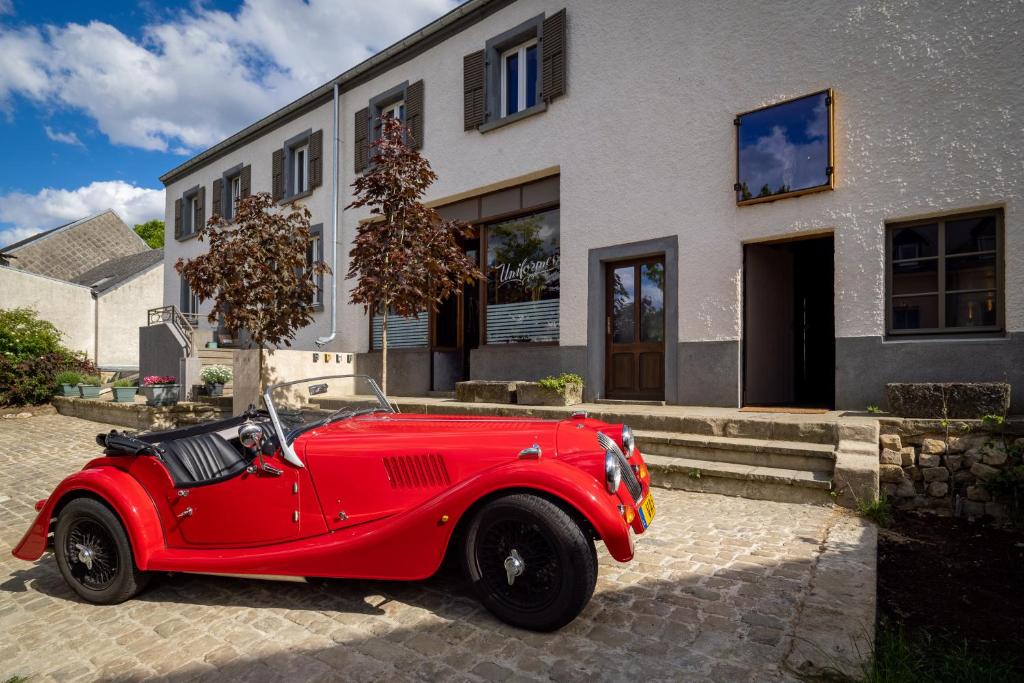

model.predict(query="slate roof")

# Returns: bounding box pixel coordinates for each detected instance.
[70,249,164,293]
[0,210,149,281]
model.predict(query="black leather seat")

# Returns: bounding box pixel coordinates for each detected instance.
[159,432,248,487]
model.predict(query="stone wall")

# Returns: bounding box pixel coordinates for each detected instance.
[877,419,1024,522]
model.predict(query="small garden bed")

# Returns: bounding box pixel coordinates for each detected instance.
[872,508,1024,679]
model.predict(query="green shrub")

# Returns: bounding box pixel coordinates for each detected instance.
[112,378,137,388]
[537,372,583,393]
[55,370,85,386]
[79,375,101,386]
[0,307,63,357]
[0,351,97,406]
[200,364,232,384]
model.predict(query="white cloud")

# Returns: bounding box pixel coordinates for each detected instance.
[0,0,456,152]
[44,125,83,146]
[0,180,164,248]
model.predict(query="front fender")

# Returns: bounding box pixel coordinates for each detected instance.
[12,466,165,569]
[465,459,636,562]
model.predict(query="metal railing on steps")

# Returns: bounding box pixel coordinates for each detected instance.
[147,305,197,358]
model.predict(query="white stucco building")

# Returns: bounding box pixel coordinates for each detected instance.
[158,0,1024,411]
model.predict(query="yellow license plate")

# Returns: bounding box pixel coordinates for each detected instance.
[638,492,656,529]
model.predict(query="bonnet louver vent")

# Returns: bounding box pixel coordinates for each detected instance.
[383,454,451,488]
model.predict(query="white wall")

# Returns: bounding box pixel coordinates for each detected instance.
[96,264,164,368]
[163,0,1024,354]
[0,266,96,357]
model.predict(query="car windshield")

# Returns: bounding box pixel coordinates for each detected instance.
[264,375,393,448]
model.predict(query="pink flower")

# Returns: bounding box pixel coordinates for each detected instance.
[143,375,177,386]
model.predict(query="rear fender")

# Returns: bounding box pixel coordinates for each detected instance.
[12,466,165,568]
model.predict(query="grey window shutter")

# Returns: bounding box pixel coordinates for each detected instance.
[212,178,223,217]
[541,9,567,103]
[309,129,323,188]
[354,108,369,173]
[174,198,183,239]
[406,80,425,149]
[272,148,284,201]
[463,50,486,130]
[195,186,206,230]
[240,164,251,197]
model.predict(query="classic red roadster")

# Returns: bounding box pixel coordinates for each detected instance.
[13,375,655,631]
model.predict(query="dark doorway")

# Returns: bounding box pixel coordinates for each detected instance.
[743,235,835,408]
[431,237,480,391]
[605,256,666,401]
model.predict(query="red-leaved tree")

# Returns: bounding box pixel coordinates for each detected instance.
[346,116,481,393]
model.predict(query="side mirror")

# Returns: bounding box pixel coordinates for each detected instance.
[239,422,265,451]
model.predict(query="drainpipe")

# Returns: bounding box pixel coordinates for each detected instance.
[316,81,342,348]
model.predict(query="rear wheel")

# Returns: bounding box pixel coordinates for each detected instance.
[54,498,149,604]
[462,494,597,631]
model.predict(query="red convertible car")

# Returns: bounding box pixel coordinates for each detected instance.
[13,375,655,631]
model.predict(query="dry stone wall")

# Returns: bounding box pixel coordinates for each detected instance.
[877,419,1023,522]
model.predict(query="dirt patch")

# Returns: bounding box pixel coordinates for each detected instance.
[877,509,1024,672]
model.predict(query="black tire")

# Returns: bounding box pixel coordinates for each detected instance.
[54,497,149,605]
[462,494,597,631]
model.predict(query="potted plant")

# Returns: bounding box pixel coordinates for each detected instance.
[141,375,180,407]
[517,373,585,407]
[111,378,138,403]
[77,375,102,399]
[200,364,232,397]
[56,370,84,396]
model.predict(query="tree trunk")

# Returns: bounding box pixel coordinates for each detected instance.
[381,308,389,395]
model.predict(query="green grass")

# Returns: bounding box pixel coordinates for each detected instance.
[4,676,31,683]
[856,495,893,527]
[860,624,1017,683]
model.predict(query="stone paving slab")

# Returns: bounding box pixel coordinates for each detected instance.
[0,414,875,682]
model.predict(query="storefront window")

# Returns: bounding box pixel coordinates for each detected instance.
[485,208,559,343]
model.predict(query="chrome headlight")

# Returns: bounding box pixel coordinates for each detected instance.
[605,451,622,494]
[621,424,635,456]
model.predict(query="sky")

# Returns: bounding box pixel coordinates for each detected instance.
[0,0,458,248]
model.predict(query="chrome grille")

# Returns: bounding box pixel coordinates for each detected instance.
[597,432,643,502]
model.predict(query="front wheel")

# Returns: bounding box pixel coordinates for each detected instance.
[54,497,149,604]
[462,494,597,631]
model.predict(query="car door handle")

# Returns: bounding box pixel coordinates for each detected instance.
[177,506,193,519]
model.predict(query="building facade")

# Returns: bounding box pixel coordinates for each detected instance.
[159,0,1024,410]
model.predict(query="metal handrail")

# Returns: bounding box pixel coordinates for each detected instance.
[147,305,195,357]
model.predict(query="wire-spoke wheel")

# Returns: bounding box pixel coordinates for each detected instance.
[463,494,597,631]
[55,498,149,605]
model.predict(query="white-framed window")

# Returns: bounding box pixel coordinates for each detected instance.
[500,38,539,117]
[308,233,322,306]
[230,175,241,208]
[187,195,199,233]
[293,144,308,195]
[381,99,404,123]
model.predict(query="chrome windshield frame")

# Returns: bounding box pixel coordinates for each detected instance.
[262,374,393,468]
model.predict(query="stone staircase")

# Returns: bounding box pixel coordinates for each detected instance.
[636,431,836,505]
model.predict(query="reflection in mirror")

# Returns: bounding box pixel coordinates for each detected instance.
[736,90,832,203]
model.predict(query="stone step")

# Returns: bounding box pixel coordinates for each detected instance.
[197,349,234,365]
[644,454,834,506]
[635,430,836,473]
[194,395,233,409]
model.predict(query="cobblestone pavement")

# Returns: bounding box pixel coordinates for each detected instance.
[0,414,874,682]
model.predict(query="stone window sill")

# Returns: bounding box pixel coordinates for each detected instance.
[478,103,547,134]
[280,188,314,205]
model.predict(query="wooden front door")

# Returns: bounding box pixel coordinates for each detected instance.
[606,257,666,400]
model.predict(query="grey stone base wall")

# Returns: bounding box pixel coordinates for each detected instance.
[677,340,740,407]
[354,348,431,396]
[471,345,586,386]
[836,334,1023,414]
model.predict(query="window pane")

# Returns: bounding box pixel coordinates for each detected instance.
[946,215,996,255]
[611,266,635,344]
[485,209,559,343]
[946,253,996,291]
[640,262,665,342]
[892,259,938,295]
[505,52,519,115]
[371,314,428,349]
[892,295,938,330]
[736,91,829,201]
[891,224,938,260]
[946,291,997,328]
[525,44,538,108]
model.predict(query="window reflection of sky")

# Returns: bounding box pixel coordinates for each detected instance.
[738,92,829,200]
